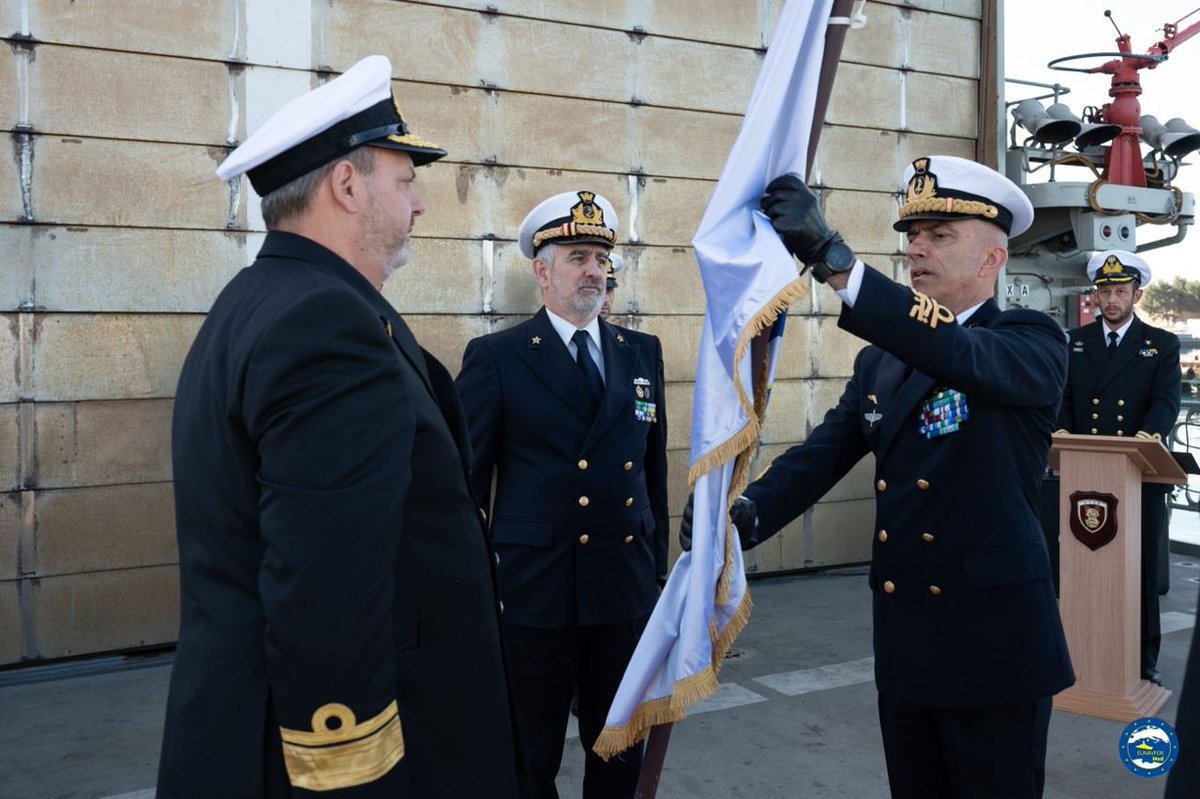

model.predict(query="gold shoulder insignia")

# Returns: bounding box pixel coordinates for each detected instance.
[531,335,542,345]
[279,701,405,791]
[616,333,625,343]
[908,291,955,329]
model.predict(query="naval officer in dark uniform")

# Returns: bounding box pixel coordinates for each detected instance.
[456,191,669,799]
[158,56,519,797]
[684,156,1075,798]
[1055,249,1181,685]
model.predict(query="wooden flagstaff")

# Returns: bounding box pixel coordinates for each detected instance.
[632,2,857,796]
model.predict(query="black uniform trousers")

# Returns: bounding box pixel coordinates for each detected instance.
[878,694,1052,799]
[505,615,649,799]
[1141,486,1167,673]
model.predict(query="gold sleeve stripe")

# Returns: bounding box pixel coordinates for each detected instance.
[1134,431,1161,440]
[280,701,405,791]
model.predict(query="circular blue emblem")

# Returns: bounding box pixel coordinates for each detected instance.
[1118,717,1178,777]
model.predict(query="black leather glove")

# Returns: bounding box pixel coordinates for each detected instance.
[678,494,759,552]
[760,175,852,281]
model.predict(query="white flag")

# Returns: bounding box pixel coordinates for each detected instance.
[594,0,836,760]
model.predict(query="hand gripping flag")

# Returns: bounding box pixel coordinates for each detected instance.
[593,0,836,760]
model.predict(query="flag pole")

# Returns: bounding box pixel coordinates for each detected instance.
[807,0,857,179]
[631,2,857,795]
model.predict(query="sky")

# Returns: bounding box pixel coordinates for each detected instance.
[1003,1,1200,283]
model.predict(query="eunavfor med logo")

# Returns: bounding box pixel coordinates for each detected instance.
[1119,717,1178,777]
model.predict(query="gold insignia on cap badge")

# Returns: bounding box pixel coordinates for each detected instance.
[571,191,605,227]
[1100,255,1126,275]
[907,158,938,203]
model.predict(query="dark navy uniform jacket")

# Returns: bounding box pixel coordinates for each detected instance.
[456,308,669,629]
[159,233,518,798]
[745,266,1075,708]
[1058,315,1181,441]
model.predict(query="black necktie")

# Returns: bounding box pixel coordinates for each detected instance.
[572,330,604,401]
[1108,331,1119,357]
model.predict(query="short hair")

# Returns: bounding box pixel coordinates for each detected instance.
[533,242,557,265]
[260,146,377,229]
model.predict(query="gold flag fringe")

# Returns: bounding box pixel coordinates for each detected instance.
[592,276,807,761]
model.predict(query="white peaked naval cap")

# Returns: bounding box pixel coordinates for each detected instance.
[215,55,445,196]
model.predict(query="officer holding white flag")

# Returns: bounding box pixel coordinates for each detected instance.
[683,155,1074,798]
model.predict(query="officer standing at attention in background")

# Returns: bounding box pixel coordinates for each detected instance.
[456,191,668,799]
[158,56,519,797]
[683,156,1075,798]
[599,252,623,321]
[1055,250,1181,685]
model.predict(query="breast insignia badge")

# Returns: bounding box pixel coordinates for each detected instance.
[864,395,882,427]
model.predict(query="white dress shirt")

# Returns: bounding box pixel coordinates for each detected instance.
[545,308,605,383]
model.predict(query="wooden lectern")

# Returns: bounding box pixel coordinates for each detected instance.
[1049,434,1186,721]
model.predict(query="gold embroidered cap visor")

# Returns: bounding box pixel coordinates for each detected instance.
[518,190,619,259]
[893,155,1034,237]
[215,55,446,197]
[1087,249,1151,287]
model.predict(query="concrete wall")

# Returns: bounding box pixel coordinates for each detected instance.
[0,0,986,665]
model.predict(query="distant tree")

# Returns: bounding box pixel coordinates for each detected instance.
[1141,276,1200,324]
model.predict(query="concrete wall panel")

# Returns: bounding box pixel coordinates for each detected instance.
[31,138,229,229]
[0,491,21,581]
[28,0,236,59]
[36,400,174,489]
[32,314,202,402]
[0,404,20,492]
[34,483,176,577]
[0,317,20,403]
[404,313,495,377]
[0,581,20,664]
[31,566,180,659]
[0,226,247,314]
[29,46,232,144]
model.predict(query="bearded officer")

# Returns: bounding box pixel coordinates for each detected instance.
[158,56,519,797]
[456,192,668,798]
[682,156,1075,798]
[1054,250,1181,685]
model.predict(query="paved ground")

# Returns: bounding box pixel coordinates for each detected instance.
[2,536,1198,797]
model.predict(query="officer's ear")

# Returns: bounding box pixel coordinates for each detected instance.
[1133,286,1144,304]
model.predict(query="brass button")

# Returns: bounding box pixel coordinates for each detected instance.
[917,479,930,490]
[625,497,634,507]
[1117,415,1124,422]
[922,533,935,542]
[578,459,588,470]
[624,461,633,471]
[1090,428,1098,434]
[579,496,589,507]
[929,585,942,596]
[624,535,634,544]
[876,479,888,491]
[1118,399,1125,407]
[1091,413,1099,420]
[878,530,888,543]
[1116,430,1125,436]
[883,580,896,594]
[1092,398,1100,405]
[579,534,590,544]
